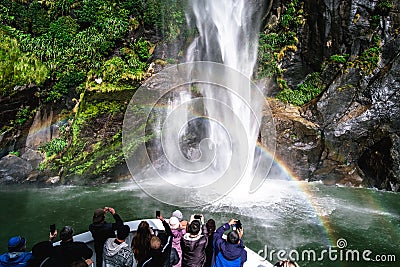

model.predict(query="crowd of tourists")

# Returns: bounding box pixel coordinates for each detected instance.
[0,207,299,267]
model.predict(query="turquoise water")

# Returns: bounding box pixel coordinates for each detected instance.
[0,181,398,267]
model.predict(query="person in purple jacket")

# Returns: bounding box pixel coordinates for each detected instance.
[212,219,247,267]
[169,216,185,267]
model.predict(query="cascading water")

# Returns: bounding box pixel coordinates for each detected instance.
[184,0,269,192]
[123,0,273,206]
[186,0,263,76]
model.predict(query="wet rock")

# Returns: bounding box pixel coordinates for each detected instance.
[45,176,60,185]
[21,148,44,170]
[0,155,33,184]
[262,99,323,179]
[25,108,54,150]
[26,170,39,182]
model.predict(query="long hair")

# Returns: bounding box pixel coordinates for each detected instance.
[131,221,152,264]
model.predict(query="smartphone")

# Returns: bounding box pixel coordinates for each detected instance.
[50,224,56,234]
[232,224,237,231]
[194,214,202,219]
[236,220,242,230]
[156,210,160,218]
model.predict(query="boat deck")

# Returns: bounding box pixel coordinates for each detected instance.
[57,219,273,267]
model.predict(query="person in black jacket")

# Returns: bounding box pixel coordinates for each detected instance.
[89,207,123,267]
[180,219,208,267]
[141,214,173,267]
[204,219,216,267]
[53,226,93,267]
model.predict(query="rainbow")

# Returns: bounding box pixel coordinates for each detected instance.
[254,143,335,247]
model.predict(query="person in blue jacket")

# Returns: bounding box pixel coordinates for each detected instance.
[0,236,32,267]
[212,219,247,267]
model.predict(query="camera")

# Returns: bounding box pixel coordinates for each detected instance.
[235,220,242,230]
[232,220,242,231]
[190,214,204,224]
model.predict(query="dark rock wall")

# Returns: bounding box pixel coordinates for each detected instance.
[264,0,400,190]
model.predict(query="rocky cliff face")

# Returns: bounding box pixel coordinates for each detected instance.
[1,0,399,191]
[261,0,400,190]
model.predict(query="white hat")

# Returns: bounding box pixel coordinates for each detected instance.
[169,216,180,229]
[172,210,183,221]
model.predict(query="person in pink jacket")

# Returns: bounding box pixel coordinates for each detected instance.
[169,216,185,267]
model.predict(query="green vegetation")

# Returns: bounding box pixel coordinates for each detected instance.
[257,0,303,78]
[8,151,20,157]
[0,33,48,96]
[257,0,385,106]
[277,72,323,106]
[40,138,67,157]
[329,54,350,64]
[376,0,393,16]
[39,124,69,158]
[348,35,382,75]
[1,0,185,101]
[0,0,186,181]
[57,101,127,177]
[14,106,32,126]
[258,0,313,105]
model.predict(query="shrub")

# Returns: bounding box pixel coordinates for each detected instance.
[277,72,323,106]
[329,54,349,64]
[0,33,48,96]
[49,16,79,45]
[40,138,67,157]
[15,106,32,126]
[9,151,20,157]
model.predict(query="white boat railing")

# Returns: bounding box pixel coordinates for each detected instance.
[54,219,273,267]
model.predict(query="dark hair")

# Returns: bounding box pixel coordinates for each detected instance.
[227,230,239,244]
[60,226,74,242]
[31,241,54,260]
[206,219,216,235]
[273,260,299,267]
[117,225,130,240]
[132,221,152,264]
[188,220,201,235]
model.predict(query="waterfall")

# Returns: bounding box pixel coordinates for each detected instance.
[184,0,267,192]
[186,0,263,77]
[123,0,272,206]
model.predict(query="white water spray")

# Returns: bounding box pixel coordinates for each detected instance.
[123,0,273,206]
[185,0,267,192]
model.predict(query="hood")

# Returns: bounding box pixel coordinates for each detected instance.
[171,228,185,239]
[0,252,32,266]
[104,238,128,257]
[90,221,106,228]
[182,233,206,250]
[219,242,244,261]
